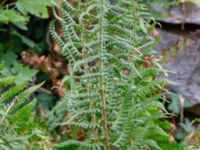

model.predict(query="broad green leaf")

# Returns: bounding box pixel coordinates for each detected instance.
[0,50,17,67]
[13,21,28,30]
[11,30,41,50]
[13,62,38,84]
[168,93,180,114]
[168,93,192,114]
[0,28,41,49]
[0,9,9,23]
[180,118,195,133]
[0,9,26,24]
[16,0,51,18]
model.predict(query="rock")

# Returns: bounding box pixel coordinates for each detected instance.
[152,3,200,25]
[155,30,184,54]
[156,30,200,105]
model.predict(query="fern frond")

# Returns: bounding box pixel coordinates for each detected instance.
[61,121,102,130]
[0,70,50,149]
[49,21,65,48]
[10,83,43,113]
[0,82,27,103]
[54,140,103,149]
[0,76,16,86]
[61,0,75,11]
[9,99,36,124]
[49,0,171,149]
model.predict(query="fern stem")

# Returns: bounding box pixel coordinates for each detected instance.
[99,0,110,149]
[0,97,18,124]
[99,65,110,150]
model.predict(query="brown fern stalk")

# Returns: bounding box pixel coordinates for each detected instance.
[99,0,110,149]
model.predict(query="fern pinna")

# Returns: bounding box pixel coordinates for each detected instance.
[0,64,52,150]
[49,0,177,150]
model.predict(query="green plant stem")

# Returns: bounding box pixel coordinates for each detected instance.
[0,97,18,124]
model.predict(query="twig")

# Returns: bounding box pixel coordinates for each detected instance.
[38,87,53,94]
[179,95,184,123]
[181,1,186,30]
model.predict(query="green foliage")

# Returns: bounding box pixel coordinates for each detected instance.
[0,63,52,150]
[168,93,192,114]
[0,60,38,84]
[49,0,178,149]
[0,0,51,30]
